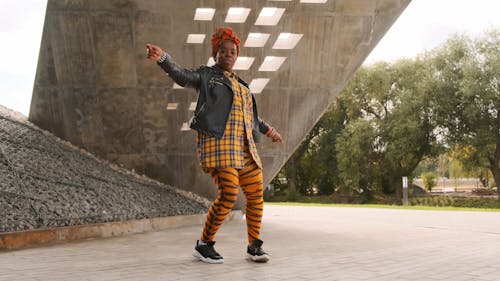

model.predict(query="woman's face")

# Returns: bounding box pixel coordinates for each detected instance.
[216,40,238,71]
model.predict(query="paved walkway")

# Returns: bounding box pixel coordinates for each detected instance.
[1,205,500,281]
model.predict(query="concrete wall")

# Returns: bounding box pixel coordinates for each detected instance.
[30,0,411,200]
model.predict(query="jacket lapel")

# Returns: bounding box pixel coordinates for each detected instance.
[211,65,236,92]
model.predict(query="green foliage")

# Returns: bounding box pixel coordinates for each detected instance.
[273,28,500,202]
[280,99,348,196]
[413,157,439,177]
[431,30,500,196]
[336,118,380,201]
[420,172,438,191]
[334,57,441,200]
[267,195,500,209]
[410,196,500,209]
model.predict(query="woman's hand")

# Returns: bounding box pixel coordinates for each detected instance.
[146,44,164,61]
[266,127,285,143]
[271,131,284,143]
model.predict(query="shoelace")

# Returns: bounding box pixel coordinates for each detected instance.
[250,245,266,255]
[205,245,221,257]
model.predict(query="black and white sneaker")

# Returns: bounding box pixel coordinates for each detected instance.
[247,239,269,263]
[192,240,224,264]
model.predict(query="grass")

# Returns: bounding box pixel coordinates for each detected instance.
[265,201,500,212]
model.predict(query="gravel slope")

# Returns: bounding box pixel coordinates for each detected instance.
[0,106,209,233]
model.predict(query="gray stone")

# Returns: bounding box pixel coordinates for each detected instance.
[0,105,210,233]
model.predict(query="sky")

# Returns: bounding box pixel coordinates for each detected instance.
[0,0,499,117]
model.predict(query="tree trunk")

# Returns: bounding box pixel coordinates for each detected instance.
[285,157,297,200]
[395,178,403,202]
[489,136,500,201]
[494,171,500,201]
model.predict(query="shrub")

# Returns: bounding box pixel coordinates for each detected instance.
[410,196,500,209]
[420,172,438,192]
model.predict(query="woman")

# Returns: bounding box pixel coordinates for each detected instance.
[147,27,283,264]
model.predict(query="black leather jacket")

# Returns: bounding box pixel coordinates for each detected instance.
[158,53,271,141]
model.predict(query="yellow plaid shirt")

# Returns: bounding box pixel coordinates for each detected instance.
[197,71,262,171]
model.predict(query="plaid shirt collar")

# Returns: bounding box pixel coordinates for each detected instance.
[211,64,249,88]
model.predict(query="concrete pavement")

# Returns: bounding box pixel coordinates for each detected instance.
[1,204,500,281]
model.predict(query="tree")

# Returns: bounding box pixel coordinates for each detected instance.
[276,29,500,202]
[335,59,441,201]
[280,99,348,197]
[336,118,381,201]
[432,30,500,199]
[310,99,349,195]
[282,125,319,198]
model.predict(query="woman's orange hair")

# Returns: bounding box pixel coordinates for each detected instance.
[211,27,241,59]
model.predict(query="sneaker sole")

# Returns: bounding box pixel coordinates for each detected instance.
[192,249,224,264]
[247,253,269,263]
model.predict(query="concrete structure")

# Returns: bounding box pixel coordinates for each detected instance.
[30,0,411,200]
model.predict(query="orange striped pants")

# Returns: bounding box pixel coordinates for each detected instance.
[201,158,264,244]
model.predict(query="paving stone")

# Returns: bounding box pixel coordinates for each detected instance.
[1,205,500,280]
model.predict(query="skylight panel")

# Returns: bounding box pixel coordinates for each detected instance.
[181,122,190,131]
[244,33,271,47]
[255,7,285,26]
[249,78,270,94]
[225,7,251,23]
[207,57,254,70]
[189,102,197,111]
[166,103,178,110]
[206,57,216,67]
[186,34,206,44]
[272,33,303,49]
[300,0,328,3]
[258,56,286,71]
[233,57,255,70]
[194,8,215,21]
